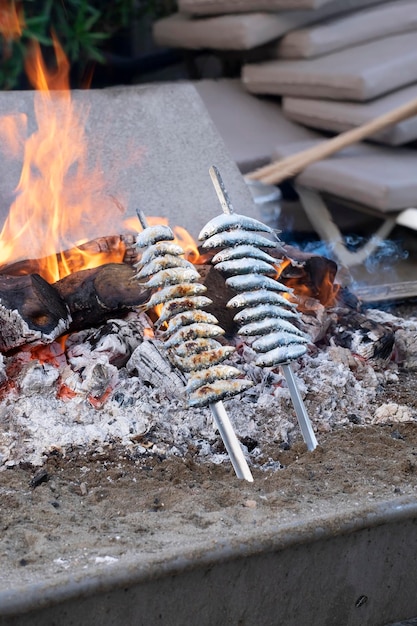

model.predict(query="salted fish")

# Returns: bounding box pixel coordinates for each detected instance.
[174,338,221,358]
[157,296,212,324]
[234,304,298,324]
[163,310,219,335]
[135,225,174,248]
[165,323,224,347]
[139,242,184,265]
[212,244,278,265]
[135,255,194,279]
[226,274,292,294]
[186,364,243,393]
[188,379,253,408]
[255,344,307,367]
[147,283,207,308]
[227,289,296,310]
[170,346,235,372]
[215,258,276,276]
[198,213,273,240]
[201,230,279,250]
[141,267,201,289]
[253,332,309,353]
[239,316,305,337]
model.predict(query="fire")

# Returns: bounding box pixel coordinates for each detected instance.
[276,257,340,308]
[0,34,127,283]
[0,1,24,48]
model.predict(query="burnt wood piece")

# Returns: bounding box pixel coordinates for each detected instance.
[277,246,339,307]
[0,234,138,277]
[198,244,339,308]
[196,264,238,337]
[54,263,150,331]
[0,274,71,352]
[326,307,395,360]
[353,281,417,304]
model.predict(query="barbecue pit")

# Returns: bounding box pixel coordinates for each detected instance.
[1,52,417,626]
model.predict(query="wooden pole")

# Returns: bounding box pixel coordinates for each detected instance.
[247,96,417,185]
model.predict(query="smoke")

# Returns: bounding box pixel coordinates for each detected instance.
[343,235,409,274]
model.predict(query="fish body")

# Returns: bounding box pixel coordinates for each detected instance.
[234,304,298,324]
[201,230,279,251]
[135,255,194,279]
[198,213,273,240]
[212,244,278,265]
[170,346,235,372]
[255,344,307,367]
[174,338,221,358]
[147,283,207,308]
[239,316,305,337]
[141,267,201,289]
[215,258,275,276]
[163,310,219,335]
[156,296,212,324]
[226,274,292,294]
[227,289,296,310]
[165,323,224,347]
[252,332,309,353]
[186,364,243,393]
[136,225,174,248]
[188,379,253,408]
[139,242,184,264]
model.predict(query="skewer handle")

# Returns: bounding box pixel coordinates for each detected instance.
[209,166,234,215]
[210,401,254,482]
[282,363,317,451]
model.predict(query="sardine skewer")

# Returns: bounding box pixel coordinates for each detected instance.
[136,210,254,482]
[207,166,318,452]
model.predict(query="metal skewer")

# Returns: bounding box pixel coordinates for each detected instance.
[281,363,317,451]
[137,208,254,482]
[209,166,317,452]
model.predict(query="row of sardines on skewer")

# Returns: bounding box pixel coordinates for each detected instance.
[134,210,309,410]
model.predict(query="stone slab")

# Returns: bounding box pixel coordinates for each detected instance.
[275,0,417,59]
[194,79,320,172]
[243,33,417,101]
[0,83,254,261]
[177,0,386,17]
[283,84,417,146]
[272,141,417,212]
[154,1,387,51]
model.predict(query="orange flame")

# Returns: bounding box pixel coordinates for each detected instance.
[276,257,340,309]
[0,1,24,45]
[0,35,126,282]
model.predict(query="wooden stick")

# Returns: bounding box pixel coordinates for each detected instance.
[247,96,417,185]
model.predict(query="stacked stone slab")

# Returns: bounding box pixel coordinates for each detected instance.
[153,0,417,225]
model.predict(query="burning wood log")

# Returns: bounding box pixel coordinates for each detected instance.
[0,273,71,352]
[0,234,138,278]
[54,263,150,331]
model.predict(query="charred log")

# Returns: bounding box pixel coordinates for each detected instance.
[196,264,238,337]
[199,244,339,309]
[54,263,150,331]
[0,234,138,277]
[0,274,71,352]
[326,308,395,360]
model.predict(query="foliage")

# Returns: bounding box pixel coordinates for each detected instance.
[0,0,176,89]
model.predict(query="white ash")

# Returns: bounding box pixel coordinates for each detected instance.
[0,308,415,468]
[371,403,415,424]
